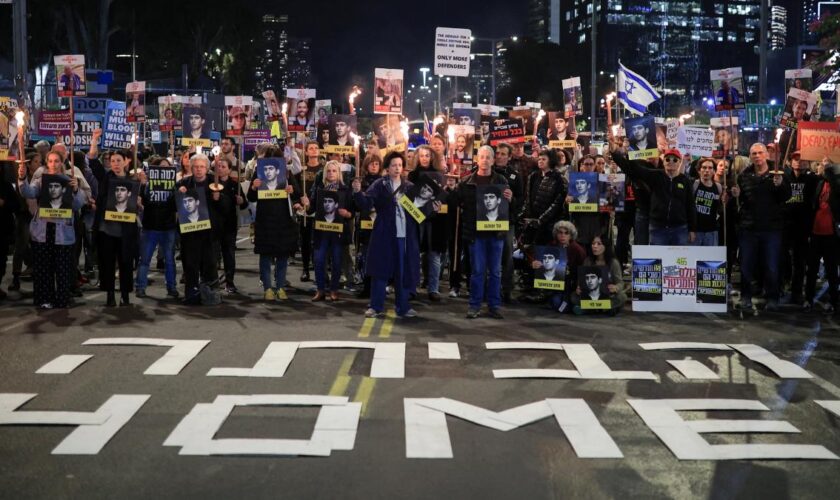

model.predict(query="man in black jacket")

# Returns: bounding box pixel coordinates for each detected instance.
[612,146,696,245]
[782,151,818,304]
[493,143,523,302]
[210,158,248,293]
[731,143,791,311]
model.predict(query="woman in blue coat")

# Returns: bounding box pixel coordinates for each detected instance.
[353,151,438,318]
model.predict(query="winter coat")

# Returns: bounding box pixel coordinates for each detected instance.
[247,175,302,256]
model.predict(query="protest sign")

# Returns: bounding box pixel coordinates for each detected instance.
[125,81,146,123]
[225,96,254,136]
[488,118,525,146]
[784,68,812,95]
[54,54,87,97]
[374,69,404,115]
[562,77,583,118]
[37,111,72,135]
[475,185,509,231]
[103,101,132,149]
[434,27,471,77]
[797,122,840,163]
[676,126,715,157]
[147,164,177,203]
[710,67,745,111]
[244,129,270,151]
[631,245,727,312]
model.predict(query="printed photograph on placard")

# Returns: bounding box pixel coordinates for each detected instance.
[784,68,812,95]
[598,173,625,212]
[327,114,357,148]
[176,188,211,232]
[181,105,211,142]
[374,68,404,115]
[374,115,407,149]
[533,246,567,291]
[286,89,316,133]
[104,179,139,223]
[315,99,331,126]
[54,54,87,97]
[632,258,663,301]
[38,174,74,219]
[780,88,817,127]
[562,77,583,118]
[317,124,331,149]
[569,172,598,212]
[625,115,658,160]
[315,189,345,232]
[710,67,745,111]
[479,114,492,145]
[263,90,282,122]
[509,108,534,139]
[710,116,739,152]
[256,158,288,199]
[158,96,182,132]
[408,174,442,210]
[547,112,576,149]
[125,82,146,123]
[578,265,611,309]
[450,124,475,166]
[696,260,727,304]
[225,96,254,136]
[475,184,509,231]
[454,107,481,128]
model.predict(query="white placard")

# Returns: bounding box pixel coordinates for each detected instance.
[631,246,727,313]
[434,27,471,77]
[676,126,715,157]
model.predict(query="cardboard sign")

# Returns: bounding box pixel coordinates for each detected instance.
[37,111,72,135]
[434,27,471,77]
[374,69,404,115]
[398,194,426,224]
[54,54,87,97]
[710,67,745,111]
[125,81,146,123]
[488,118,525,146]
[103,101,132,149]
[676,126,715,157]
[798,122,840,163]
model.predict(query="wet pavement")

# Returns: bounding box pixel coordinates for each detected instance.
[1,236,840,499]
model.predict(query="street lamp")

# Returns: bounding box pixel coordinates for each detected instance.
[420,67,429,89]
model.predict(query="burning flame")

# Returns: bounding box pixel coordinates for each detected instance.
[605,92,616,103]
[536,110,546,123]
[400,119,409,140]
[350,132,360,148]
[349,86,362,105]
[281,102,288,115]
[432,116,444,128]
[14,111,25,125]
[130,132,137,146]
[447,125,455,144]
[775,128,783,143]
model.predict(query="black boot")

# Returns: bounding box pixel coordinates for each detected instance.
[106,291,116,307]
[120,291,130,306]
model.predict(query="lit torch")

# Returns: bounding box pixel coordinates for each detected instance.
[280,101,288,135]
[348,86,362,115]
[14,110,25,164]
[605,92,616,126]
[534,109,546,137]
[447,125,456,168]
[350,132,361,177]
[400,118,409,143]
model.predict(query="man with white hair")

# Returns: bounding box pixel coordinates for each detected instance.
[730,142,791,312]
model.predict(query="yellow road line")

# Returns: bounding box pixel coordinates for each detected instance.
[353,377,377,416]
[357,317,376,338]
[379,310,396,338]
[327,353,356,396]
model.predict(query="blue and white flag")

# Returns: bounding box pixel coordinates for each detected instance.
[617,62,661,115]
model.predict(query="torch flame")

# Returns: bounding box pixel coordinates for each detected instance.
[350,132,360,148]
[281,102,288,115]
[447,125,455,144]
[131,132,137,146]
[775,128,783,143]
[400,119,409,140]
[14,111,25,125]
[432,116,444,127]
[536,110,546,123]
[349,86,362,105]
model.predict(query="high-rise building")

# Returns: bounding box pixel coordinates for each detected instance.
[467,39,514,104]
[286,37,312,89]
[253,14,289,93]
[770,4,788,50]
[529,0,765,112]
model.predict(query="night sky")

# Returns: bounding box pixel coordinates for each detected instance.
[247,0,527,104]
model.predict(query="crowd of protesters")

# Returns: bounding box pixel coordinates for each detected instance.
[1,117,838,319]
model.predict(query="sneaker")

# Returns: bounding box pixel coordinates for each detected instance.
[739,299,754,311]
[275,288,288,300]
[466,308,480,319]
[300,271,311,282]
[449,288,460,298]
[802,301,812,312]
[824,303,835,314]
[135,288,147,298]
[429,292,441,302]
[167,288,180,298]
[386,285,394,294]
[364,308,380,318]
[224,285,239,294]
[400,309,418,318]
[39,302,53,309]
[264,289,276,301]
[487,308,504,319]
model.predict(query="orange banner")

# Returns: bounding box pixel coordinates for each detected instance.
[798,122,840,163]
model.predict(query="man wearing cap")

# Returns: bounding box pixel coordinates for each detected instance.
[610,145,696,246]
[782,151,817,304]
[731,143,791,312]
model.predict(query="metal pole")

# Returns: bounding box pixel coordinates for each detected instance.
[590,0,597,135]
[437,75,442,116]
[491,39,497,105]
[12,0,29,109]
[759,0,768,102]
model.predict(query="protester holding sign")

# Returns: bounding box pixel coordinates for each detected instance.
[802,162,839,313]
[691,158,724,246]
[730,143,791,312]
[492,143,524,303]
[571,234,625,315]
[295,140,325,282]
[135,157,179,299]
[247,148,305,302]
[210,158,248,294]
[407,145,447,301]
[352,151,423,318]
[528,221,585,313]
[17,152,85,309]
[88,149,142,307]
[176,154,219,305]
[354,154,383,299]
[309,161,354,302]
[448,145,512,319]
[523,148,567,245]
[782,152,818,304]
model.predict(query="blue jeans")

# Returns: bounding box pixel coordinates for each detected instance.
[739,229,782,303]
[427,251,441,294]
[649,224,689,246]
[259,255,288,291]
[694,231,719,246]
[135,229,176,291]
[314,237,343,292]
[370,237,411,315]
[468,236,504,310]
[634,212,650,245]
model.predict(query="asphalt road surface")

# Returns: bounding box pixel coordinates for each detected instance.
[1,234,840,499]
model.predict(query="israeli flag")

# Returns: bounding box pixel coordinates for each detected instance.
[617,62,661,115]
